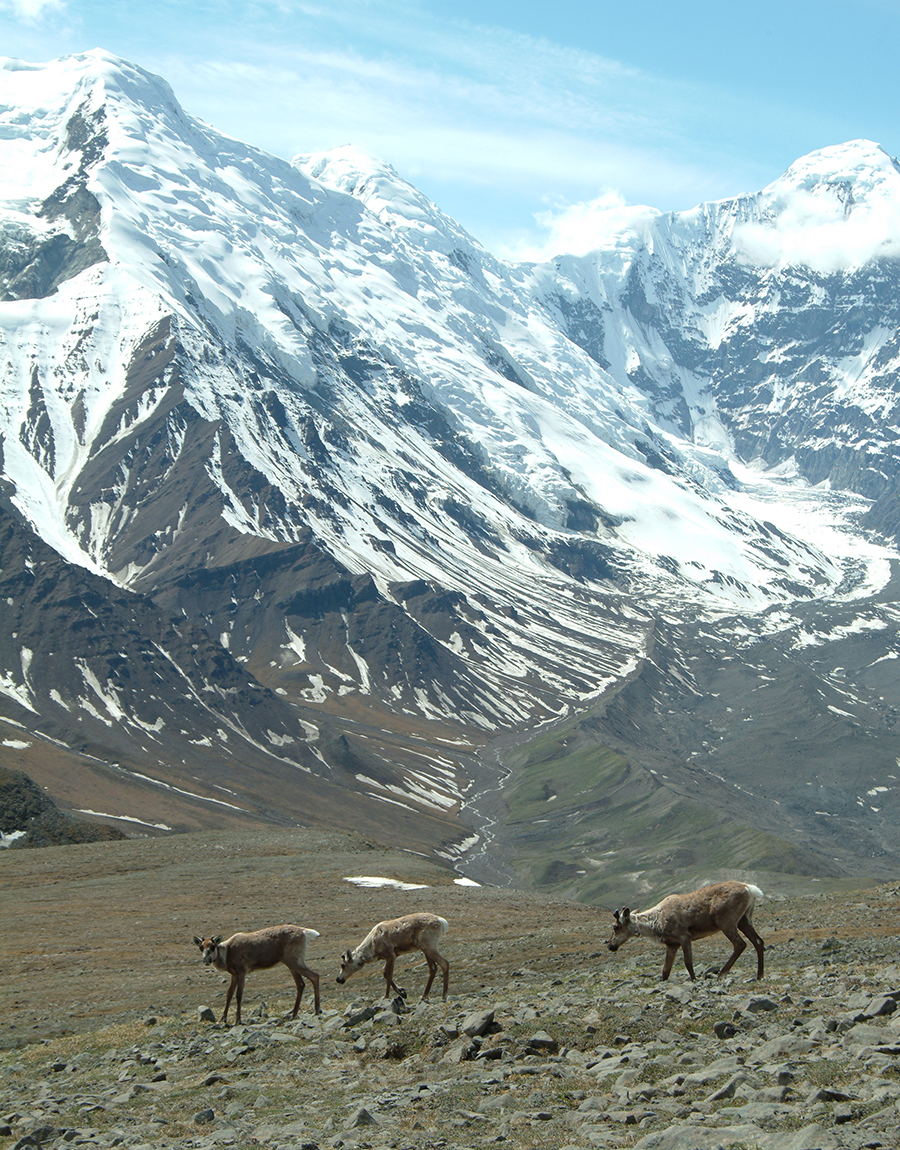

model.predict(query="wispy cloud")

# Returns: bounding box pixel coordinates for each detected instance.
[143,0,763,254]
[0,0,806,254]
[732,144,900,272]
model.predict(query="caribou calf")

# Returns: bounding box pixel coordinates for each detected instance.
[607,880,765,981]
[337,912,450,1001]
[193,924,321,1023]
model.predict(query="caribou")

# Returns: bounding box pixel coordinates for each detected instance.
[193,924,321,1023]
[337,912,450,1001]
[607,880,765,981]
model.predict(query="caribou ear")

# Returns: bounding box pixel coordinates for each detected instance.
[193,936,203,948]
[613,910,620,923]
[211,936,223,945]
[621,908,631,921]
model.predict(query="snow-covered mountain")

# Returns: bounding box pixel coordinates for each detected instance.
[531,140,900,534]
[2,51,900,886]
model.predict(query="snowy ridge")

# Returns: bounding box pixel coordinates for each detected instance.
[526,140,900,566]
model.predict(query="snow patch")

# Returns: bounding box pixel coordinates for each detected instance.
[76,809,173,830]
[342,875,430,890]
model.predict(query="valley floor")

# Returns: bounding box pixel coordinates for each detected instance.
[3,830,900,1150]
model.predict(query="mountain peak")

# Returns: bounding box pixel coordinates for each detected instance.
[771,138,900,193]
[0,49,180,119]
[294,143,483,256]
[730,138,900,271]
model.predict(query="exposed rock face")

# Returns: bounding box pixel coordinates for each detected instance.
[532,142,900,531]
[0,101,108,303]
[0,497,463,850]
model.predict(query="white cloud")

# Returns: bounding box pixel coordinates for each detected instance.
[146,3,753,254]
[734,188,900,272]
[1,0,62,21]
[498,189,661,262]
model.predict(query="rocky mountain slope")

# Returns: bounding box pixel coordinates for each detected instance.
[0,763,126,847]
[530,141,900,529]
[2,830,900,1150]
[2,51,900,883]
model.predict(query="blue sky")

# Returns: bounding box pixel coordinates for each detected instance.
[2,0,898,259]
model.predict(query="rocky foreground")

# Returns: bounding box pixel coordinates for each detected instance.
[3,931,900,1150]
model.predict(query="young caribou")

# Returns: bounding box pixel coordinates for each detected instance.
[193,924,321,1024]
[337,912,450,1001]
[606,880,765,981]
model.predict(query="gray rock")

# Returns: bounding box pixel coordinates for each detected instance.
[606,1107,654,1124]
[346,1106,379,1128]
[633,1122,765,1148]
[461,1009,495,1037]
[716,1100,797,1123]
[746,1034,816,1062]
[478,1091,515,1111]
[655,1028,682,1044]
[754,1085,793,1102]
[807,1086,855,1103]
[841,1021,892,1047]
[862,994,898,1017]
[526,1029,559,1053]
[342,1004,378,1028]
[372,1009,399,1025]
[197,1006,216,1023]
[707,1072,752,1101]
[577,1096,610,1112]
[738,995,779,1014]
[763,1122,846,1148]
[440,1036,476,1063]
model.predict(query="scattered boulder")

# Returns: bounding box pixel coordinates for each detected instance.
[346,1106,379,1128]
[524,1029,559,1055]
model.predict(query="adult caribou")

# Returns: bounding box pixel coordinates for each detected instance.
[606,881,765,981]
